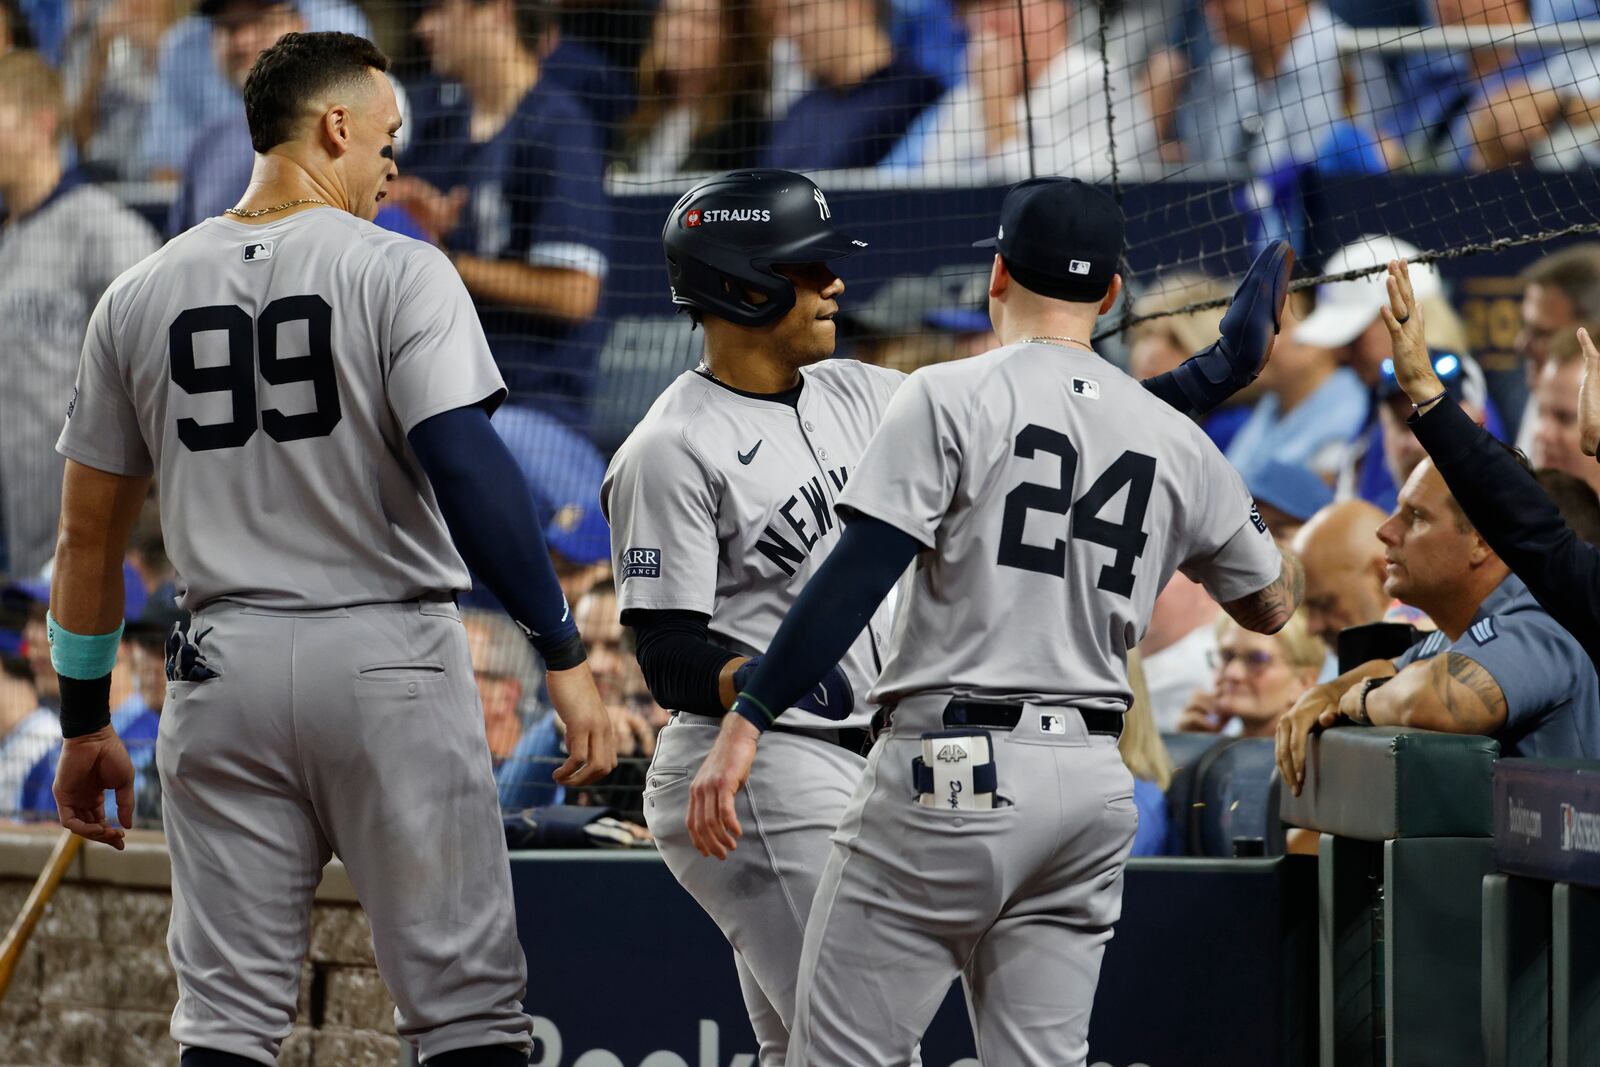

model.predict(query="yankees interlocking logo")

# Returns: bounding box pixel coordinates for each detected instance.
[936,743,968,763]
[814,187,831,220]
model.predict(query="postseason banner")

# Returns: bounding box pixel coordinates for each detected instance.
[1494,759,1600,889]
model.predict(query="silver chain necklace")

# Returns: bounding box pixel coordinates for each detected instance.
[1019,334,1093,351]
[224,197,328,218]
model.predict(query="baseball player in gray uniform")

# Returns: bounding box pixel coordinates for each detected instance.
[694,178,1304,1067]
[608,171,1294,1065]
[46,32,614,1067]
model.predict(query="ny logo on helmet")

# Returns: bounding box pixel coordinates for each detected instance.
[814,187,831,220]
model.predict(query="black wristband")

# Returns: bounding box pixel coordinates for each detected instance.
[58,673,113,738]
[538,630,588,672]
[1354,676,1388,726]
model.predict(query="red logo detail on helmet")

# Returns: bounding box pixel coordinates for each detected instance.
[685,209,702,227]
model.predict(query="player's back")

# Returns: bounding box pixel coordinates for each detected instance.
[59,210,503,610]
[843,341,1279,711]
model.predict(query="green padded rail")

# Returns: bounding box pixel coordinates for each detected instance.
[1281,727,1500,840]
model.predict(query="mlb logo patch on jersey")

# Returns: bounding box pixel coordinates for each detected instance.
[1071,378,1100,400]
[243,240,275,262]
[1469,618,1497,645]
[1040,713,1066,735]
[622,547,661,580]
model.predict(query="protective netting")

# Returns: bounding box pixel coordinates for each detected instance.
[6,0,1600,824]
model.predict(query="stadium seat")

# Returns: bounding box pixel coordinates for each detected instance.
[1189,738,1283,857]
[1161,732,1226,855]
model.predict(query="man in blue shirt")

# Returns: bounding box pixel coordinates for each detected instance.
[763,0,944,170]
[1278,456,1599,791]
[137,0,368,180]
[396,0,610,434]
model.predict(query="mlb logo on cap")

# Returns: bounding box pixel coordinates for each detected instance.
[1069,260,1091,275]
[685,209,703,227]
[243,240,275,262]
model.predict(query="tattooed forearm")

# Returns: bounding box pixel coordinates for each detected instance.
[1424,652,1509,731]
[1221,552,1304,634]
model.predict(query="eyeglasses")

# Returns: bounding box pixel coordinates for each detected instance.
[1208,648,1280,672]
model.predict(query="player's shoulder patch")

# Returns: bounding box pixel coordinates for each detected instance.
[620,547,661,580]
[1467,617,1497,646]
[1249,503,1268,535]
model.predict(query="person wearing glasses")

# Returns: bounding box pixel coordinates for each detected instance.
[1178,613,1324,737]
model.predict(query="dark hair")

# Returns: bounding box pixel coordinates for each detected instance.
[0,0,34,49]
[1536,468,1600,547]
[1438,439,1533,534]
[1521,243,1600,321]
[243,31,390,154]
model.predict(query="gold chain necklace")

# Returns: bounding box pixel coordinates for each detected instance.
[1019,334,1093,351]
[224,197,328,218]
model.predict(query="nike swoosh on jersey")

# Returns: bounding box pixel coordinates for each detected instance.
[738,441,762,465]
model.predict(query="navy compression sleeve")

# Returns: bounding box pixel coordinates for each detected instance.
[732,515,920,730]
[408,405,586,670]
[626,608,739,716]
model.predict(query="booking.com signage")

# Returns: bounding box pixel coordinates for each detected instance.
[501,853,1314,1067]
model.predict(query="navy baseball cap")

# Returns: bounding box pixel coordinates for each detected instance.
[974,177,1124,303]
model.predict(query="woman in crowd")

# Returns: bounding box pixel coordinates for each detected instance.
[1179,613,1323,738]
[618,0,770,177]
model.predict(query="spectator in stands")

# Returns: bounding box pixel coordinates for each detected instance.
[1526,331,1600,496]
[0,50,159,577]
[1515,245,1600,452]
[464,609,540,765]
[884,0,1153,178]
[137,0,368,180]
[1246,460,1335,544]
[1123,651,1176,856]
[1377,348,1490,495]
[1180,612,1324,737]
[619,0,771,176]
[499,580,661,810]
[60,0,175,180]
[1139,574,1223,732]
[1128,272,1254,450]
[167,1,424,237]
[1223,323,1367,482]
[400,0,610,433]
[1537,468,1600,544]
[1179,0,1360,173]
[0,645,49,816]
[1278,455,1600,790]
[1291,499,1394,652]
[760,0,942,169]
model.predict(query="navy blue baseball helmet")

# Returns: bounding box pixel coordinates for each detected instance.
[662,170,867,328]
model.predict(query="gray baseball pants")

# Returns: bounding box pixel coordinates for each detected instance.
[158,599,532,1065]
[788,694,1139,1067]
[644,713,924,1067]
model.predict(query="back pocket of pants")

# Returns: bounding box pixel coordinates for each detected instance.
[357,662,447,681]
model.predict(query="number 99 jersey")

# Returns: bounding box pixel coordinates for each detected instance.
[56,211,506,611]
[838,340,1284,712]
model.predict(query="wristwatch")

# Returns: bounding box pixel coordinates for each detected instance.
[1352,676,1388,726]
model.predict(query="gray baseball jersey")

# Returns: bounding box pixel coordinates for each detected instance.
[839,340,1281,710]
[57,210,504,610]
[602,359,904,730]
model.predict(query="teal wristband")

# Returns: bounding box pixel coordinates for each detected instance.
[46,611,124,680]
[731,691,777,733]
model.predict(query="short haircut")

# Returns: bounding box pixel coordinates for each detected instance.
[242,31,389,154]
[1536,468,1600,547]
[0,50,63,124]
[1521,243,1600,321]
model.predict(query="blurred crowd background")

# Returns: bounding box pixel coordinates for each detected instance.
[3,0,1600,852]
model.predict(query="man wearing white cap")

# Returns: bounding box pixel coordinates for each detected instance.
[1294,235,1445,388]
